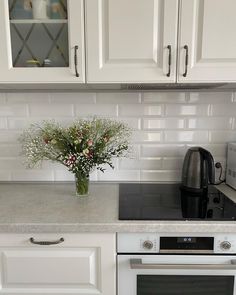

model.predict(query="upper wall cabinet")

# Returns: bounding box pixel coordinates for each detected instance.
[0,0,85,83]
[178,0,236,83]
[85,0,179,83]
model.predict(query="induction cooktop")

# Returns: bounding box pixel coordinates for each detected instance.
[119,183,236,221]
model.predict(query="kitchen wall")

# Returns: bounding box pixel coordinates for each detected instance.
[0,91,234,182]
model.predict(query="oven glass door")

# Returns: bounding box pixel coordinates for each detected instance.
[118,255,236,295]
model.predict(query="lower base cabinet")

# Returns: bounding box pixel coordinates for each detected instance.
[0,233,116,295]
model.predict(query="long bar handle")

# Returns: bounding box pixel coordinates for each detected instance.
[130,259,236,270]
[30,237,64,246]
[183,45,189,77]
[74,45,79,77]
[166,45,171,77]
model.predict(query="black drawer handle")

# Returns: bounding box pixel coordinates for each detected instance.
[183,45,189,77]
[166,45,171,77]
[29,237,64,245]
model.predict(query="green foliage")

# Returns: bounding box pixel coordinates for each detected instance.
[19,118,131,177]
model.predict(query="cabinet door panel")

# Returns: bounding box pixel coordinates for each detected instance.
[0,0,85,83]
[86,0,178,83]
[0,233,116,295]
[179,0,236,82]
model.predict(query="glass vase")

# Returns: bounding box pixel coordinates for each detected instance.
[75,173,89,197]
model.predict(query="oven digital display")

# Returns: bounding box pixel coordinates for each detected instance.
[177,237,196,243]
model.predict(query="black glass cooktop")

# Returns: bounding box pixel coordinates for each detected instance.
[119,183,236,221]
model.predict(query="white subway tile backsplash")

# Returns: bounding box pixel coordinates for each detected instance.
[165,104,209,116]
[11,170,54,181]
[143,118,185,130]
[96,93,140,104]
[75,104,117,117]
[119,158,162,170]
[141,170,181,182]
[141,144,186,157]
[0,105,28,117]
[142,92,186,103]
[29,104,73,117]
[210,131,236,143]
[211,104,236,116]
[189,92,233,103]
[188,117,232,130]
[132,131,162,143]
[0,91,234,182]
[6,93,50,103]
[50,93,96,104]
[119,104,162,116]
[164,131,209,143]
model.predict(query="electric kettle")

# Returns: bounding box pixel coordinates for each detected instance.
[180,147,215,218]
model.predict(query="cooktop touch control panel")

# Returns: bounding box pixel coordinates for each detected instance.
[117,233,236,254]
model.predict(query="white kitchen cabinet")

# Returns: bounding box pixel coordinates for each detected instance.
[178,0,236,83]
[0,233,116,295]
[0,0,85,83]
[85,0,179,83]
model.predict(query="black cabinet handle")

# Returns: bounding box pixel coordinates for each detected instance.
[74,45,79,77]
[166,45,171,77]
[183,45,189,77]
[30,237,64,245]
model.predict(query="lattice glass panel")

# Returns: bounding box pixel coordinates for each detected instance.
[9,0,69,67]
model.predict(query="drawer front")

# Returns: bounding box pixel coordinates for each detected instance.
[0,233,116,295]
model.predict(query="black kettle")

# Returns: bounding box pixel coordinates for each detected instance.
[180,147,215,218]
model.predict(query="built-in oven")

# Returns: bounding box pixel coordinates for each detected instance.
[117,233,236,295]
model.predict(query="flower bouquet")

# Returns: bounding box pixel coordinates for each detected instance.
[19,117,131,196]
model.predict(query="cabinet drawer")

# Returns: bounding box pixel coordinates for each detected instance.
[0,233,116,295]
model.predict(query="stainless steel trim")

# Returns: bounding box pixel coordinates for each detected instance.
[29,237,64,245]
[159,249,214,254]
[130,259,236,270]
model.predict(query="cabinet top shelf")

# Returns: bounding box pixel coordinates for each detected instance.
[10,19,68,24]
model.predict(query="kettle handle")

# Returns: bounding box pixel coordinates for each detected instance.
[199,148,215,184]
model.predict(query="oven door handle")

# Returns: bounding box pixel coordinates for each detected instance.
[130,259,236,270]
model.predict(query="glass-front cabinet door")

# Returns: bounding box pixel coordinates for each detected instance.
[0,0,85,83]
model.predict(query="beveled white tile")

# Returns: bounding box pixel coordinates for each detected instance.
[0,131,21,143]
[0,144,21,157]
[162,157,184,170]
[211,104,236,116]
[188,117,232,130]
[75,104,117,117]
[6,93,50,103]
[141,144,186,157]
[112,117,141,130]
[189,92,233,103]
[143,118,185,130]
[210,131,236,143]
[165,104,209,116]
[8,117,74,129]
[119,158,162,170]
[141,170,181,182]
[29,104,73,116]
[96,93,140,104]
[142,92,186,103]
[164,131,209,143]
[119,104,162,116]
[0,171,11,181]
[0,105,28,117]
[50,93,96,104]
[11,170,54,181]
[132,131,162,143]
[98,170,140,181]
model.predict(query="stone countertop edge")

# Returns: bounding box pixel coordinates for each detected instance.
[0,182,235,233]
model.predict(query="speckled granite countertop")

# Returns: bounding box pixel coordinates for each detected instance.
[0,182,236,233]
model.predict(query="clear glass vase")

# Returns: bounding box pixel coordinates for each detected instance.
[75,173,89,197]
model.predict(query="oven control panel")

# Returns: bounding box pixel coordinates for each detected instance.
[117,233,236,254]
